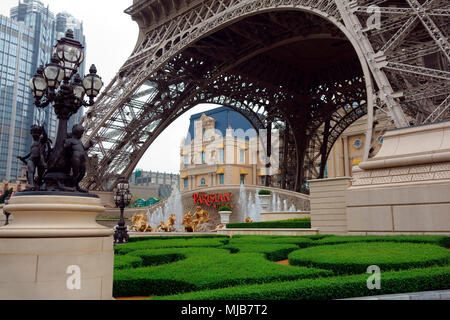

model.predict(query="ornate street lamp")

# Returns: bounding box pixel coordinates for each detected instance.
[113,177,132,244]
[25,29,103,192]
[3,196,11,226]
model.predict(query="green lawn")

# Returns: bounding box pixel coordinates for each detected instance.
[113,234,450,299]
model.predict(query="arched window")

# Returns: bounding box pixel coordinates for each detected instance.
[201,178,206,185]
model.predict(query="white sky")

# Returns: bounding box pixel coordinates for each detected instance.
[0,0,218,174]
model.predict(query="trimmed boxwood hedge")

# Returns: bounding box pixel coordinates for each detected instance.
[223,243,301,261]
[288,242,450,274]
[114,237,229,255]
[113,247,332,297]
[113,234,450,299]
[152,266,450,300]
[114,255,143,270]
[127,235,228,243]
[226,218,311,229]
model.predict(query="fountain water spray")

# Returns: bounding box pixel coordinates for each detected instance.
[147,186,183,231]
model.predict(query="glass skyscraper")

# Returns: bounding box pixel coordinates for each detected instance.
[0,0,86,182]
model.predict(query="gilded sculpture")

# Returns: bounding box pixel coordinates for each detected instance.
[158,214,176,232]
[129,213,155,232]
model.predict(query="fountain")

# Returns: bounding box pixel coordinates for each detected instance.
[237,184,263,223]
[145,186,184,231]
[238,183,246,223]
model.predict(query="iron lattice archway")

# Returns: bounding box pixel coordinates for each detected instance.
[81,0,449,191]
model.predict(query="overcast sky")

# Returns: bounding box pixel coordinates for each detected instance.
[0,0,217,174]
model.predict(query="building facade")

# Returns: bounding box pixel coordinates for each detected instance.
[0,0,86,182]
[180,106,278,192]
[129,169,180,199]
[325,113,395,178]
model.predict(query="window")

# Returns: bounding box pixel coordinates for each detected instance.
[201,151,205,164]
[183,178,188,189]
[240,149,245,163]
[201,178,206,185]
[240,174,245,185]
[219,173,224,185]
[353,139,362,149]
[184,155,188,167]
[219,148,224,163]
[260,176,265,185]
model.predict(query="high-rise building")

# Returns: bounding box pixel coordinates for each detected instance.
[0,0,86,182]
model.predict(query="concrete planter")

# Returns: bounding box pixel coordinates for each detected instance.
[258,194,271,210]
[218,211,232,224]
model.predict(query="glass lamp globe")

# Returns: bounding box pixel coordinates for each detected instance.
[43,54,64,89]
[72,74,85,101]
[29,66,47,98]
[83,64,103,98]
[54,29,84,80]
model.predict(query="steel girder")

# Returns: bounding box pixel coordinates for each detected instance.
[81,0,448,191]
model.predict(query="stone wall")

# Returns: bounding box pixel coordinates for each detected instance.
[309,177,351,235]
[347,121,450,235]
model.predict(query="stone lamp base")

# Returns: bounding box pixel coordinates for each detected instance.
[0,192,114,300]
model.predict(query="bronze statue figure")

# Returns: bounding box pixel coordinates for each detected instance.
[17,125,52,191]
[64,124,94,193]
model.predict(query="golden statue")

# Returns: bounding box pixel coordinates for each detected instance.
[245,217,254,223]
[129,213,155,232]
[182,212,196,232]
[158,214,176,232]
[181,206,211,232]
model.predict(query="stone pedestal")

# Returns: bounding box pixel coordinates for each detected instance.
[0,193,114,300]
[347,121,450,235]
[218,211,232,224]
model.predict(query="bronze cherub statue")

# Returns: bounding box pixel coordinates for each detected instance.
[17,125,52,191]
[63,124,94,193]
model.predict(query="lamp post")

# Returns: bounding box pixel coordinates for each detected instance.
[113,177,131,244]
[3,197,11,226]
[27,29,103,192]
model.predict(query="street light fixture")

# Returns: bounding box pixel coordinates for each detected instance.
[3,196,11,226]
[25,29,103,192]
[113,177,132,245]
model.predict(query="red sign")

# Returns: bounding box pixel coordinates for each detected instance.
[192,192,232,208]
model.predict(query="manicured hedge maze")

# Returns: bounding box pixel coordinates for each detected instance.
[113,234,450,299]
[288,242,450,274]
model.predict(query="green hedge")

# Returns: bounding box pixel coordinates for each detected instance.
[114,255,143,270]
[115,237,229,255]
[288,242,450,274]
[227,235,313,247]
[315,235,450,248]
[113,247,331,297]
[223,243,300,261]
[153,266,450,300]
[226,218,311,229]
[127,235,228,243]
[128,250,186,266]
